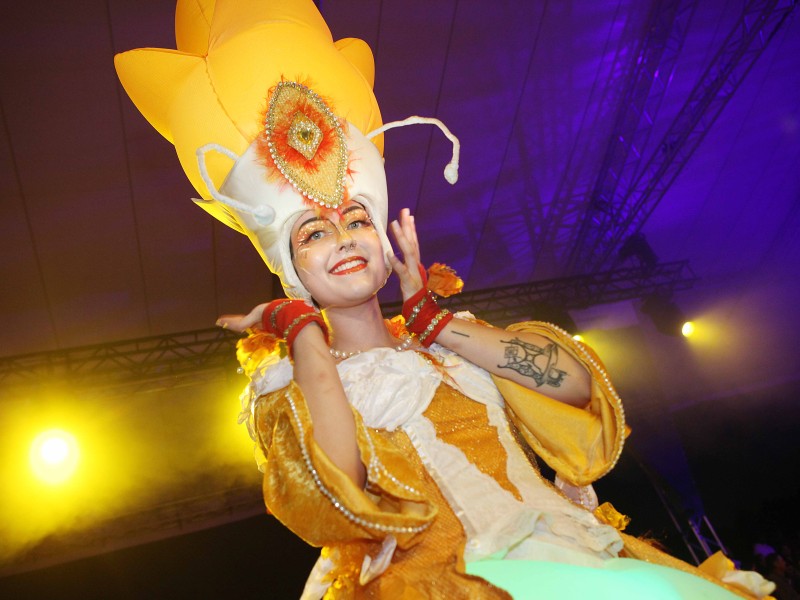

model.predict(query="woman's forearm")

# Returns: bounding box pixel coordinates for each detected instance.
[436,317,591,408]
[292,325,366,487]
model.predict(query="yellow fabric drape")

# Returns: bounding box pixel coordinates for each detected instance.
[255,381,436,549]
[255,381,511,598]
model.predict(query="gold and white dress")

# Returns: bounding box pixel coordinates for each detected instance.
[239,321,769,600]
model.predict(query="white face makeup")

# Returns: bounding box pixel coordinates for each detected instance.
[290,200,388,308]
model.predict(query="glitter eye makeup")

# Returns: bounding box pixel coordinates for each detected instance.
[341,207,372,231]
[295,220,333,247]
[293,204,373,248]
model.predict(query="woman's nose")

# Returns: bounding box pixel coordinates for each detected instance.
[337,232,357,251]
[335,225,356,250]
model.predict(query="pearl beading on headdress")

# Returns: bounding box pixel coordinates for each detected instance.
[265,81,348,209]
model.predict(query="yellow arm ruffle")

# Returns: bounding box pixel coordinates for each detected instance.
[698,552,776,600]
[254,381,436,549]
[491,321,629,487]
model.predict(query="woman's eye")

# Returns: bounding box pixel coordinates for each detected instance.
[298,228,326,245]
[346,216,372,230]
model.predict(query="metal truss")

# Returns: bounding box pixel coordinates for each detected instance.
[381,260,697,326]
[0,328,241,392]
[1,261,696,392]
[635,450,729,565]
[536,0,697,272]
[569,0,797,273]
[686,514,730,564]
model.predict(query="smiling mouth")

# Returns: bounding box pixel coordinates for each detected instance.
[330,258,367,275]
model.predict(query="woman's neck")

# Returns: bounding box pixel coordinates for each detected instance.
[323,296,398,353]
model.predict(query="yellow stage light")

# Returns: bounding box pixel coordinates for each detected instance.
[572,334,584,343]
[681,321,695,338]
[29,429,80,485]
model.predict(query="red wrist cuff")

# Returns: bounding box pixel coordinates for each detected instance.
[401,289,453,347]
[261,299,329,358]
[401,288,429,327]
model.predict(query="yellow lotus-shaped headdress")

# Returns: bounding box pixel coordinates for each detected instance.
[116,0,383,201]
[114,0,388,299]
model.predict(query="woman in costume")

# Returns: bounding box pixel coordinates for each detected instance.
[115,1,773,598]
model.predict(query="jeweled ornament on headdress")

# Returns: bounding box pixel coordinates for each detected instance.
[262,81,348,209]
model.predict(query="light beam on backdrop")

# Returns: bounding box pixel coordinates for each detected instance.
[3,379,262,574]
[29,429,80,485]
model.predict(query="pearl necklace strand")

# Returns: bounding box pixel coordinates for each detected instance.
[329,335,414,359]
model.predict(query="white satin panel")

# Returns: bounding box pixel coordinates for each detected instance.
[417,345,624,564]
[336,348,441,431]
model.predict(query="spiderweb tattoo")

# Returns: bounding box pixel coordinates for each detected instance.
[498,337,567,388]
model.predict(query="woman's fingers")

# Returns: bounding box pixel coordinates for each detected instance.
[397,209,419,262]
[391,209,421,264]
[386,250,405,274]
[404,211,420,259]
[390,220,416,272]
[215,315,247,332]
[386,246,413,282]
[389,209,426,300]
[216,303,266,333]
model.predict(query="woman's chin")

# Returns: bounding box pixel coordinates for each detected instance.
[313,280,385,310]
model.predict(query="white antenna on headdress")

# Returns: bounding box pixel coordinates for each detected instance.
[195,144,276,225]
[366,117,460,185]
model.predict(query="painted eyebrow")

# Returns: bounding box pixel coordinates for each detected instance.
[296,205,367,231]
[296,215,323,231]
[342,204,366,216]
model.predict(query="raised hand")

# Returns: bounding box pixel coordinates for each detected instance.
[387,208,425,302]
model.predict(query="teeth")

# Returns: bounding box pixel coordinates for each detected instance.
[331,259,364,274]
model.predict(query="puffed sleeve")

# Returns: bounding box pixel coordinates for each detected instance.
[253,380,437,549]
[491,321,629,486]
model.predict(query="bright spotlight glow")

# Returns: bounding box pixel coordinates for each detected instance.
[40,437,69,464]
[30,429,80,485]
[681,321,695,338]
[572,334,584,343]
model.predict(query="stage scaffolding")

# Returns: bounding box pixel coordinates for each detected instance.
[0,261,696,394]
[568,0,797,274]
